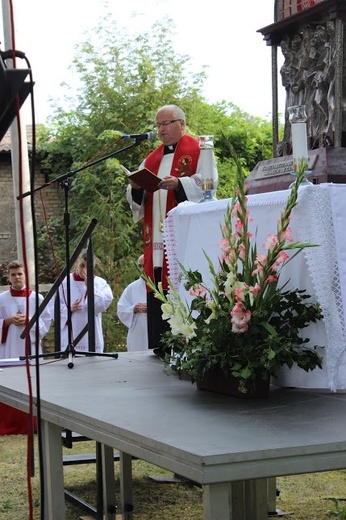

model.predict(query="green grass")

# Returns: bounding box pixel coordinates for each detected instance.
[1,435,346,519]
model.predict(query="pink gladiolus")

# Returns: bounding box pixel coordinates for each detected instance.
[232,322,247,333]
[231,301,243,315]
[219,237,230,252]
[273,250,289,269]
[234,287,246,302]
[225,248,237,262]
[267,274,278,283]
[255,253,268,266]
[231,202,242,218]
[231,302,251,333]
[264,234,278,250]
[252,253,267,277]
[249,283,261,296]
[189,285,207,297]
[238,243,246,261]
[252,266,263,277]
[235,219,244,234]
[279,227,293,242]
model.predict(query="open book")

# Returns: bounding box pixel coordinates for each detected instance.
[120,164,161,193]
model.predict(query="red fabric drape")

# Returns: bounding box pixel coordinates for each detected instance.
[0,403,36,435]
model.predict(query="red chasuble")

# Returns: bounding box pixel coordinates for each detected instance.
[143,134,200,289]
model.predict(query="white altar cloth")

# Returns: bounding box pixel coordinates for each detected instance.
[163,184,346,391]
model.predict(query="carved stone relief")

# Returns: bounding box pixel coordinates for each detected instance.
[278,20,336,155]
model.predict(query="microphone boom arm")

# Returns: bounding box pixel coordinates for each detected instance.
[19,139,144,200]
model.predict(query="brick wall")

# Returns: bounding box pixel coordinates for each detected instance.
[0,153,63,261]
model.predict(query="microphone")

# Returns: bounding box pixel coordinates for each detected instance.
[122,131,156,142]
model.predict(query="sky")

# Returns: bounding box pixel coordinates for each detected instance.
[0,0,286,125]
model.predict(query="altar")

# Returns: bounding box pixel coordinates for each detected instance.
[163,183,346,391]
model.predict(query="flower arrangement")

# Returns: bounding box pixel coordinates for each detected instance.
[143,156,323,394]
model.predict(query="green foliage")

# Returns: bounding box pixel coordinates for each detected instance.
[326,498,346,518]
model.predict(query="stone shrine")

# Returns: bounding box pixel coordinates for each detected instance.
[247,0,346,193]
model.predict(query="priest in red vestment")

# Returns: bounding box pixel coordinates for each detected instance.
[126,104,218,356]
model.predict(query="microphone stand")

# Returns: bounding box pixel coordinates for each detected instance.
[19,137,147,368]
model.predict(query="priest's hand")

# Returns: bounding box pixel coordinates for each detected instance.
[158,175,179,191]
[129,178,142,190]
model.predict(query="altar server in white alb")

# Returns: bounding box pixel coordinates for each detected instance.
[117,255,148,351]
[0,259,52,435]
[57,252,113,353]
[0,259,51,359]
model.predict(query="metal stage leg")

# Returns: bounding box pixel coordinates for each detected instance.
[203,478,269,520]
[100,443,117,519]
[41,421,66,520]
[120,452,133,520]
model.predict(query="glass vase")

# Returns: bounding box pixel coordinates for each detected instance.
[198,135,218,202]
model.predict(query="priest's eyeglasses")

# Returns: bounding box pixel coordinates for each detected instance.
[153,119,182,129]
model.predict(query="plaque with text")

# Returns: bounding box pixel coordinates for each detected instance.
[254,155,318,180]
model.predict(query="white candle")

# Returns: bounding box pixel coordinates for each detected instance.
[291,121,308,172]
[288,105,309,173]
